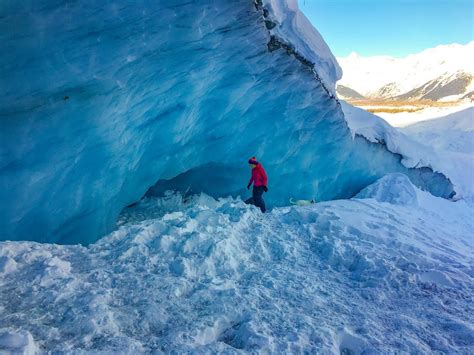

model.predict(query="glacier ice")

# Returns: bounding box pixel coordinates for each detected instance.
[1,181,473,352]
[0,0,454,244]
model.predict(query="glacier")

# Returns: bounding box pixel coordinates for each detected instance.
[0,0,454,244]
[0,1,473,352]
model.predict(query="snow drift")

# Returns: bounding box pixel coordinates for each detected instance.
[402,107,474,200]
[0,0,453,244]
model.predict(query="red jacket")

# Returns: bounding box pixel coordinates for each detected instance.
[249,163,268,187]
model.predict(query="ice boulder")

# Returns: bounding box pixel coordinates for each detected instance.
[0,330,38,355]
[355,173,418,206]
[0,0,453,244]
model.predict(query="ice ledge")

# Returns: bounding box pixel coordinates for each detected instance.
[257,0,342,95]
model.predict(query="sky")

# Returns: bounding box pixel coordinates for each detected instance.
[298,0,474,58]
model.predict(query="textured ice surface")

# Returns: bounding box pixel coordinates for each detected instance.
[0,0,453,244]
[1,180,473,353]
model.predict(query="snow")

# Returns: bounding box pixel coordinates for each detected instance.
[356,173,418,205]
[337,41,474,98]
[341,101,440,167]
[402,108,474,154]
[0,0,452,244]
[0,184,473,353]
[377,102,473,127]
[402,107,474,201]
[342,101,474,200]
[262,0,342,93]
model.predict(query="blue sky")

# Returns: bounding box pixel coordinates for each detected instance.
[298,0,473,57]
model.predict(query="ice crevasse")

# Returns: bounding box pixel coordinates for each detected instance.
[0,0,453,244]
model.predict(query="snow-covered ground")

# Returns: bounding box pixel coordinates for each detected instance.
[377,102,473,127]
[1,178,473,353]
[401,107,474,202]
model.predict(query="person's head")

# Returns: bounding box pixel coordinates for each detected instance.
[248,157,258,169]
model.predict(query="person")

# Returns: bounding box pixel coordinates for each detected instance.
[246,157,268,213]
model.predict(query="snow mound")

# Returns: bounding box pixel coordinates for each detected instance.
[1,188,473,352]
[402,107,474,153]
[355,173,418,206]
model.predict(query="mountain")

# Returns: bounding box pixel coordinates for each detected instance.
[337,42,474,102]
[336,84,366,100]
[394,71,473,101]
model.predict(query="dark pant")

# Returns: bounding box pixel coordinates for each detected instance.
[246,186,266,213]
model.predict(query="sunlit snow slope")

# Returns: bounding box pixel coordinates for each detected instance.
[402,107,474,200]
[0,0,453,244]
[1,177,473,353]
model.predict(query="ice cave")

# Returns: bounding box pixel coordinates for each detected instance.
[0,0,453,245]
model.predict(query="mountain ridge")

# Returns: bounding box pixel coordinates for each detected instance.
[337,42,474,102]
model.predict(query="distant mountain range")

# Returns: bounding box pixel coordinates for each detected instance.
[336,42,474,102]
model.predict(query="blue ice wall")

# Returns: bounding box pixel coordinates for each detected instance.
[0,0,453,244]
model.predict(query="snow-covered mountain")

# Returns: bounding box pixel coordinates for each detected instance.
[337,42,474,102]
[336,84,366,100]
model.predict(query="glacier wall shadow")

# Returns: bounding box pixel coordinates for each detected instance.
[0,0,453,244]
